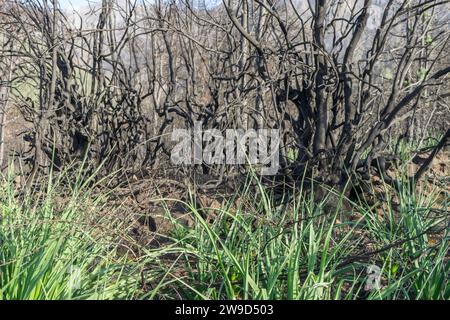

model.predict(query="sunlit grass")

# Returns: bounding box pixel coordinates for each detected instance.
[0,166,151,300]
[0,163,448,300]
[153,171,449,300]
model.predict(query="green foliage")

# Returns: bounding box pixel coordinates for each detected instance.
[0,168,146,300]
[417,68,428,81]
[154,172,449,300]
[0,165,448,300]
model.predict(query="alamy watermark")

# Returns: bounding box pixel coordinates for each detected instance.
[365,264,381,291]
[67,265,82,291]
[367,2,384,31]
[170,122,280,175]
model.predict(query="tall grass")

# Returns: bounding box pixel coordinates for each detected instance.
[0,167,150,299]
[1,163,448,300]
[154,173,449,300]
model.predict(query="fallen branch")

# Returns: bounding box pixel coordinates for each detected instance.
[411,128,450,185]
